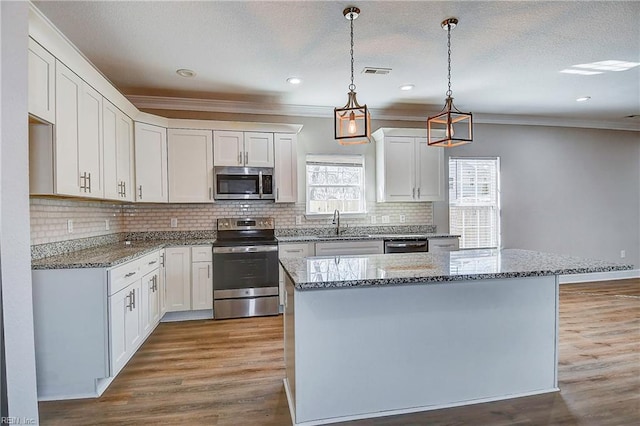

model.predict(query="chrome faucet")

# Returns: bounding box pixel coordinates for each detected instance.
[332,209,341,236]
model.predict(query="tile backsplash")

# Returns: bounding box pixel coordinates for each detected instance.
[30,197,433,246]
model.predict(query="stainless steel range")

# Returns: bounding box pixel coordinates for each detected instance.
[212,217,279,319]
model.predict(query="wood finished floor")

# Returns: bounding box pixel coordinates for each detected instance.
[39,279,640,425]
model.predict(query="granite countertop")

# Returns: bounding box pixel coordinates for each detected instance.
[279,249,634,290]
[277,233,459,243]
[32,239,216,270]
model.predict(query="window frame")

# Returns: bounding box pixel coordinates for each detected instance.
[305,154,367,217]
[449,157,501,249]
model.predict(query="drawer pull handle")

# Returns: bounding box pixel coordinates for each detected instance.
[148,260,157,265]
[124,272,136,278]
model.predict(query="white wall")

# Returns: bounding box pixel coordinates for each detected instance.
[0,0,39,421]
[434,123,640,267]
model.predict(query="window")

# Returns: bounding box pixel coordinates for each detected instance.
[306,154,365,215]
[449,157,501,249]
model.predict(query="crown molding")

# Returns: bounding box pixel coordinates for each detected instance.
[127,95,640,132]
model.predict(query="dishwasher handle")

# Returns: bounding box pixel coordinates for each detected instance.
[385,242,427,248]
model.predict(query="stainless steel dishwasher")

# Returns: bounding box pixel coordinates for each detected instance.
[383,238,429,253]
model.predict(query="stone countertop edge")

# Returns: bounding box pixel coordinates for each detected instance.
[31,239,216,270]
[280,249,634,291]
[277,233,460,243]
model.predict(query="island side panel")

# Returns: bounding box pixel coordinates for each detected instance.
[283,273,297,421]
[293,276,558,424]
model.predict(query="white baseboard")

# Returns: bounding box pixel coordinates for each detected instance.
[160,309,213,322]
[559,269,640,284]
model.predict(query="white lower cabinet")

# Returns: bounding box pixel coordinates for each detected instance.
[31,249,162,400]
[278,243,315,306]
[314,240,384,256]
[109,279,142,376]
[428,237,460,252]
[165,245,213,312]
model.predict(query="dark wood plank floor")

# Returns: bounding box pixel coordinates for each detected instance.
[39,278,640,425]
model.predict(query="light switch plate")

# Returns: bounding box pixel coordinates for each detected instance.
[67,219,73,233]
[170,218,178,228]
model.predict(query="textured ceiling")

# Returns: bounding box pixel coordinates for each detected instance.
[33,1,640,127]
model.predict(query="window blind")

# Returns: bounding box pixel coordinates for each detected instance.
[306,154,365,215]
[449,157,500,249]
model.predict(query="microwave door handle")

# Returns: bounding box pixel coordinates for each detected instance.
[259,171,263,198]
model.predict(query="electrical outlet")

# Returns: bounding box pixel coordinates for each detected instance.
[382,215,390,223]
[295,215,302,225]
[371,215,377,224]
[67,219,73,234]
[170,218,178,228]
[620,250,626,259]
[399,214,406,223]
[105,219,110,231]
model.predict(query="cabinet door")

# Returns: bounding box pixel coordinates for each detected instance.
[167,129,214,203]
[165,247,191,312]
[109,287,128,375]
[383,137,416,202]
[191,262,213,310]
[28,38,55,124]
[117,112,135,202]
[244,132,274,167]
[213,131,243,166]
[109,281,142,376]
[415,139,445,201]
[54,61,81,196]
[159,251,167,317]
[78,82,104,198]
[274,133,297,203]
[103,100,120,200]
[141,270,160,337]
[126,281,143,354]
[134,122,168,202]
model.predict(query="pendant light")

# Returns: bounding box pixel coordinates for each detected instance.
[334,6,371,145]
[427,18,473,147]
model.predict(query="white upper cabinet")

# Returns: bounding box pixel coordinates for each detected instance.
[54,60,82,196]
[274,133,298,203]
[51,60,103,198]
[167,129,214,203]
[213,131,244,166]
[244,132,274,167]
[28,38,55,124]
[103,100,134,201]
[134,122,168,203]
[213,131,274,167]
[78,82,104,198]
[374,129,445,202]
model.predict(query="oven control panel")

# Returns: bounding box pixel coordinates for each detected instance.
[217,217,275,231]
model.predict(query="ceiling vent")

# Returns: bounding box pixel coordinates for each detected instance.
[362,67,392,75]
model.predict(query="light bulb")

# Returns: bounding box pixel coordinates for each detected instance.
[348,112,357,135]
[445,123,455,138]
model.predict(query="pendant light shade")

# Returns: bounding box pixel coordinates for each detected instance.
[334,7,371,145]
[427,18,473,147]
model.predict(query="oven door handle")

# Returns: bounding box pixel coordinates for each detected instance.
[213,245,278,254]
[259,170,263,199]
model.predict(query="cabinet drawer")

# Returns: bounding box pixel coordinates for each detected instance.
[192,245,213,262]
[109,260,142,296]
[428,238,460,252]
[315,240,384,256]
[109,251,160,295]
[279,243,313,258]
[138,251,160,276]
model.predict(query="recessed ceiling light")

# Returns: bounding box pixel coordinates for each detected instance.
[176,68,196,78]
[560,69,603,75]
[576,96,591,102]
[573,60,640,72]
[399,84,415,91]
[286,77,302,85]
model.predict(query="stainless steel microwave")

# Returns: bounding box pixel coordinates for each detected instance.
[213,167,275,200]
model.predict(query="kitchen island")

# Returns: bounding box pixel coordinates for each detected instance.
[280,249,632,425]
